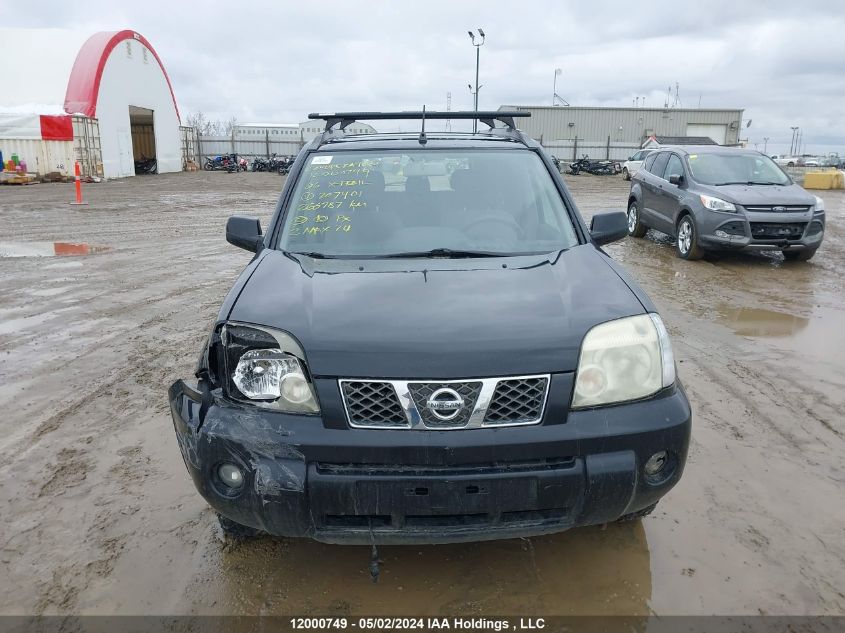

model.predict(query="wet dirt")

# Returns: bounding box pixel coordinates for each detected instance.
[0,172,842,616]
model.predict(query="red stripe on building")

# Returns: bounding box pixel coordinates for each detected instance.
[39,115,74,141]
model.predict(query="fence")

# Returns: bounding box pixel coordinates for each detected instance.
[196,134,303,163]
[541,137,641,163]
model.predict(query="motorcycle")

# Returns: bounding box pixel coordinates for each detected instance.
[134,154,157,175]
[204,153,239,171]
[251,157,269,172]
[568,155,620,176]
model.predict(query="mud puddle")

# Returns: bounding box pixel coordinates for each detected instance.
[0,241,112,257]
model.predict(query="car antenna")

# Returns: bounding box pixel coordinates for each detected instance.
[419,105,427,146]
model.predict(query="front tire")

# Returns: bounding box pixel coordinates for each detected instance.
[627,200,648,238]
[623,167,630,181]
[783,248,817,261]
[675,215,705,260]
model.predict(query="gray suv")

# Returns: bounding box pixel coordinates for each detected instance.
[627,146,825,260]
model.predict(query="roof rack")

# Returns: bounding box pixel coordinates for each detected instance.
[309,110,529,132]
[308,110,531,148]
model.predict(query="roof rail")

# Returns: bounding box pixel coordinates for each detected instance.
[308,110,531,148]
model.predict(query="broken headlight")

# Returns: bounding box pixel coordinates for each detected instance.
[572,314,675,409]
[220,323,319,414]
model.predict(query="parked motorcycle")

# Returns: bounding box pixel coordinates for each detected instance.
[568,155,620,176]
[204,153,239,171]
[251,157,269,172]
[134,155,157,175]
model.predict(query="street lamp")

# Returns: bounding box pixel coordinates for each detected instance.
[763,137,769,154]
[789,126,798,156]
[468,28,485,132]
[553,68,562,106]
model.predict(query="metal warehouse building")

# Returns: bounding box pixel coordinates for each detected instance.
[500,105,745,161]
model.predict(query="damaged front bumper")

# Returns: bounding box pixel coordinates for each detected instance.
[169,379,691,545]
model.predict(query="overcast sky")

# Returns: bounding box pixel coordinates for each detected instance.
[2,0,844,155]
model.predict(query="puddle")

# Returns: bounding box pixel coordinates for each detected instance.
[718,305,810,338]
[0,241,112,258]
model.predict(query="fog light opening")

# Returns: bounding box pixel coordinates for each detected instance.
[217,463,244,489]
[644,451,669,477]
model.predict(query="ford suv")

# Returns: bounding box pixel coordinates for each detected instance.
[627,146,825,260]
[168,111,692,545]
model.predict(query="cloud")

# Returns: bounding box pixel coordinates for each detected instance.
[2,0,843,154]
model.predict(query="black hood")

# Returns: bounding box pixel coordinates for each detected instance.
[227,245,645,378]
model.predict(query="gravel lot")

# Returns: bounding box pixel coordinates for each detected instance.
[0,171,843,616]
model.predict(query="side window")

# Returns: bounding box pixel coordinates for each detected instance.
[650,152,670,178]
[664,154,685,181]
[642,152,658,172]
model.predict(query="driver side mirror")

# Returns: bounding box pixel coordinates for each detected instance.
[590,211,628,246]
[226,215,263,252]
[668,174,684,185]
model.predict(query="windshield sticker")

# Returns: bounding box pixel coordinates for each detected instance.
[689,154,697,160]
[288,160,383,238]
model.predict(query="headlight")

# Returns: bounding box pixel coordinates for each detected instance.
[572,314,675,409]
[222,324,319,414]
[814,195,825,212]
[699,194,736,212]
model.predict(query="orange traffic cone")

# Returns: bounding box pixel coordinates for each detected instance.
[70,162,88,206]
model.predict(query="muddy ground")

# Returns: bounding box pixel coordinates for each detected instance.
[0,171,842,616]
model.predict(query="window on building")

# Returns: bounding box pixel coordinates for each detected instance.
[125,41,132,58]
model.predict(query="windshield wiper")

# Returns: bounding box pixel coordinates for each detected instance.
[288,251,334,259]
[378,248,518,259]
[713,181,785,186]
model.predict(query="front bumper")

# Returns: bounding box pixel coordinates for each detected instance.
[699,209,825,252]
[169,379,691,544]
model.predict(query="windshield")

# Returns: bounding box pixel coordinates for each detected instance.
[687,152,791,186]
[278,149,579,258]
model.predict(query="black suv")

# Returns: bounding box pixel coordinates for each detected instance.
[169,111,691,544]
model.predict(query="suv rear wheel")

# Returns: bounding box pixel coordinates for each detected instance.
[622,167,630,181]
[676,215,704,260]
[627,200,648,237]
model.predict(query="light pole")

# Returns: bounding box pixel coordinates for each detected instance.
[553,68,561,106]
[763,137,769,154]
[468,28,485,132]
[789,126,798,156]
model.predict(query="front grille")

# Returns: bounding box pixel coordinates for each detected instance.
[341,381,408,428]
[408,382,482,427]
[744,205,811,213]
[339,374,550,430]
[750,222,806,240]
[484,377,548,425]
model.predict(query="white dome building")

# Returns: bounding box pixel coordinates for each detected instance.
[63,30,182,178]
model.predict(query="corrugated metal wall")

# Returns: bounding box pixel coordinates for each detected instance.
[503,106,744,146]
[72,116,103,178]
[131,124,156,160]
[0,138,75,175]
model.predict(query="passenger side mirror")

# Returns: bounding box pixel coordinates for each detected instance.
[668,174,684,186]
[590,211,628,246]
[226,215,263,252]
